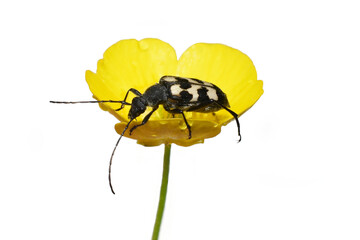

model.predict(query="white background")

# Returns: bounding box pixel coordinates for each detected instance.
[1,0,359,239]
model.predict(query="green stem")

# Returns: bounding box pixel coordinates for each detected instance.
[152,143,171,240]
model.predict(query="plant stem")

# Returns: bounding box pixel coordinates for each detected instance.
[152,143,171,240]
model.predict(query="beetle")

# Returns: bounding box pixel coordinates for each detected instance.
[51,75,241,194]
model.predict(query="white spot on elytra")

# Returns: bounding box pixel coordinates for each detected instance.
[170,84,183,96]
[187,85,202,101]
[170,84,203,102]
[187,78,213,87]
[206,87,218,101]
[162,76,178,82]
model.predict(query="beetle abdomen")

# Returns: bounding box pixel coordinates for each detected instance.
[160,76,230,113]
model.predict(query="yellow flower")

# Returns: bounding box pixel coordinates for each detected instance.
[85,38,263,147]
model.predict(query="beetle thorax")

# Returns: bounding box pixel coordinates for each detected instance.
[142,84,168,107]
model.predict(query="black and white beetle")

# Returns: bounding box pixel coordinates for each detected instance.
[51,75,241,194]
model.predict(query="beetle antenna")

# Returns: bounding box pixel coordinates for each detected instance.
[108,119,134,194]
[50,100,131,106]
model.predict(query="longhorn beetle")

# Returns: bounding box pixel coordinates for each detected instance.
[51,76,241,194]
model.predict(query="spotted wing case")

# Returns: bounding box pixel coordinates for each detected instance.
[159,76,230,113]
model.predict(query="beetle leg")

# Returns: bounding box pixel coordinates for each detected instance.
[180,111,192,139]
[163,106,192,139]
[214,102,241,142]
[129,106,159,135]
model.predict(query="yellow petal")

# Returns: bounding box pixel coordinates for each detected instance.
[86,38,178,121]
[115,119,221,147]
[85,39,263,147]
[177,43,264,125]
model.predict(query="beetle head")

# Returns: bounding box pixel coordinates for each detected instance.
[128,97,147,120]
